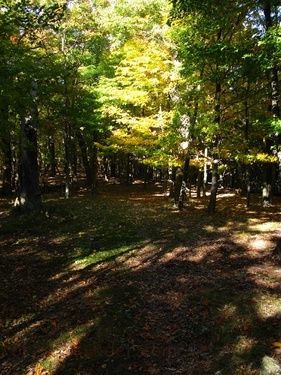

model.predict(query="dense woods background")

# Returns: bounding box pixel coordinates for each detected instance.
[1,0,281,211]
[1,2,281,375]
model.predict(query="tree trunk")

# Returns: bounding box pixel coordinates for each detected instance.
[196,168,202,198]
[278,150,281,193]
[262,162,273,206]
[183,156,190,183]
[1,137,12,195]
[64,134,70,199]
[90,142,98,192]
[208,33,222,214]
[262,183,272,206]
[264,0,280,118]
[15,79,41,211]
[208,159,218,214]
[126,153,133,185]
[263,1,280,202]
[48,136,56,177]
[203,147,208,197]
[246,166,251,207]
[0,103,12,195]
[16,116,41,211]
[173,167,183,210]
[64,86,71,199]
[76,130,93,187]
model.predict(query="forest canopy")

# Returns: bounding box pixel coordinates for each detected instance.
[1,0,281,211]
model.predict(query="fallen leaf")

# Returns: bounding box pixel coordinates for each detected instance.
[35,363,43,375]
[273,341,281,348]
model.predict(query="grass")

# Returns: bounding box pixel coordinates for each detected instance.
[0,184,281,374]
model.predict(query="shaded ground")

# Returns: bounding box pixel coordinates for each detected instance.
[0,182,281,374]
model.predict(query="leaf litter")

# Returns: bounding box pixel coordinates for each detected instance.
[0,184,281,374]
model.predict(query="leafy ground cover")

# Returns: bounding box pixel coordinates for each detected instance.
[0,182,281,374]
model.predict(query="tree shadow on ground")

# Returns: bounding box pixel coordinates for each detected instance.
[0,185,281,375]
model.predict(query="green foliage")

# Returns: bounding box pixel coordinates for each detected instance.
[96,1,180,166]
[271,118,281,133]
[1,0,281,190]
[168,0,281,168]
[235,152,278,165]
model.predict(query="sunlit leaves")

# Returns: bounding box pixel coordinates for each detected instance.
[169,0,281,169]
[97,1,178,165]
[235,152,278,164]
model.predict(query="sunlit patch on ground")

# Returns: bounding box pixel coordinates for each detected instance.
[234,335,259,355]
[27,322,95,375]
[248,264,281,289]
[250,237,272,250]
[251,293,281,319]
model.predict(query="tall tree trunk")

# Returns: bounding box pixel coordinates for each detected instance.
[246,166,251,207]
[173,166,183,210]
[183,156,190,184]
[1,138,12,195]
[16,80,41,211]
[244,97,251,206]
[64,127,70,199]
[64,83,71,199]
[196,168,202,198]
[76,130,93,187]
[208,45,221,213]
[90,141,98,193]
[263,1,280,199]
[262,163,273,206]
[48,136,56,177]
[0,103,12,195]
[278,150,281,193]
[16,116,41,211]
[203,147,208,197]
[126,153,133,185]
[208,159,218,213]
[264,1,280,119]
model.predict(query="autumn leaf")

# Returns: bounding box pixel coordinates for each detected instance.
[243,324,251,331]
[35,363,44,375]
[273,342,281,348]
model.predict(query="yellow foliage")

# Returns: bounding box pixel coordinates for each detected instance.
[236,152,278,164]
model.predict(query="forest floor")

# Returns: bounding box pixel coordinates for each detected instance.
[1,181,281,375]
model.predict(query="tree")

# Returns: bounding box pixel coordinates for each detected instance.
[48,0,112,195]
[170,0,281,211]
[259,0,281,204]
[0,0,66,210]
[97,0,188,187]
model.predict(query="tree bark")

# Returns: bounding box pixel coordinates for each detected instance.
[48,136,56,177]
[246,166,251,207]
[208,159,218,213]
[203,147,208,197]
[90,141,98,192]
[76,130,93,187]
[263,1,280,200]
[1,137,12,195]
[15,79,41,211]
[173,167,184,210]
[208,32,222,213]
[196,168,202,198]
[64,86,71,199]
[64,132,70,199]
[264,0,280,114]
[0,103,12,195]
[16,117,41,211]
